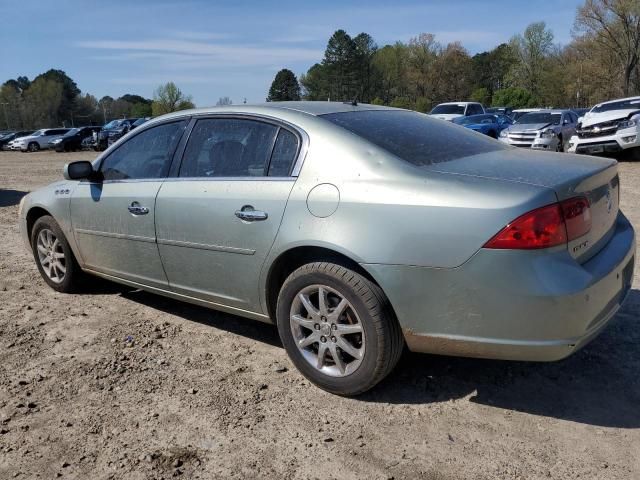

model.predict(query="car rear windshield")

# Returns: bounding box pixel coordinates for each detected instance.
[430,104,465,115]
[321,110,507,166]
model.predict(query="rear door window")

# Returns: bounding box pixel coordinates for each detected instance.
[179,118,280,178]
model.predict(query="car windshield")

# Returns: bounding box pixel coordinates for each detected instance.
[454,115,495,125]
[430,104,466,115]
[321,110,507,166]
[591,98,640,113]
[31,129,46,136]
[516,112,561,125]
[132,118,147,127]
[103,120,121,129]
[64,128,80,136]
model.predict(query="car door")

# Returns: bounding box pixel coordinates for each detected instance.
[155,116,302,313]
[70,119,188,288]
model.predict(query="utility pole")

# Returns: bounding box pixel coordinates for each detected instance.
[0,102,9,130]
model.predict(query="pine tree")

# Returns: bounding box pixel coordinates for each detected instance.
[267,69,301,101]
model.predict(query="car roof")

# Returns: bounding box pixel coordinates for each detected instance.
[595,96,640,106]
[436,101,479,106]
[153,101,396,123]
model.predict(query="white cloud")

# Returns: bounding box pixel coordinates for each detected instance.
[76,38,322,67]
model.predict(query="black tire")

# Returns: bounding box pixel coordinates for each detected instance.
[556,135,564,152]
[488,130,497,139]
[276,262,404,396]
[30,215,82,293]
[27,142,39,152]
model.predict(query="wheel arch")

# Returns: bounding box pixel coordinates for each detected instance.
[264,245,385,321]
[26,206,53,244]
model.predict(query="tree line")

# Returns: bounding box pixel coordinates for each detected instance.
[0,71,196,130]
[267,0,640,110]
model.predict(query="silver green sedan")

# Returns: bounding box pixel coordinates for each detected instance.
[18,102,635,395]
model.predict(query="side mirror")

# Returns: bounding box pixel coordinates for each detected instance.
[63,161,97,181]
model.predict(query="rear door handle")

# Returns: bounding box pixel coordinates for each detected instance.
[128,201,149,215]
[235,205,268,222]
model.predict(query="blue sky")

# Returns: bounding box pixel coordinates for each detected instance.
[0,0,585,106]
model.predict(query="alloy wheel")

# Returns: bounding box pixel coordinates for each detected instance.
[290,284,365,377]
[36,229,66,284]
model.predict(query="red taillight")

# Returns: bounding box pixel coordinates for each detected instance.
[484,196,591,250]
[561,196,591,240]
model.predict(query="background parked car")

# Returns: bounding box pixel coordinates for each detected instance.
[96,118,139,151]
[107,117,149,147]
[50,126,101,152]
[511,108,544,121]
[429,102,485,121]
[453,113,513,138]
[0,130,34,150]
[485,107,513,117]
[568,96,640,158]
[11,128,70,152]
[571,107,590,119]
[499,109,578,151]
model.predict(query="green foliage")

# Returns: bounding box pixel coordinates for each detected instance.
[389,97,412,109]
[491,87,538,108]
[470,87,491,105]
[151,82,195,116]
[267,69,301,101]
[370,97,385,105]
[414,97,431,113]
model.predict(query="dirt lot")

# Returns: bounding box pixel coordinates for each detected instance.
[0,150,639,480]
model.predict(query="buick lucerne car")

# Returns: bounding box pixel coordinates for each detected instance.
[18,102,635,395]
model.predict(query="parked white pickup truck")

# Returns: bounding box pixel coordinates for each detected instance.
[568,96,640,158]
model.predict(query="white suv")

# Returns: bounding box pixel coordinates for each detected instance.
[429,102,485,121]
[11,128,69,152]
[568,96,640,158]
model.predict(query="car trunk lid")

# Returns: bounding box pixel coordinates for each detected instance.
[424,148,620,262]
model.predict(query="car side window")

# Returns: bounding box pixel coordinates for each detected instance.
[100,120,187,181]
[268,129,299,176]
[179,118,278,178]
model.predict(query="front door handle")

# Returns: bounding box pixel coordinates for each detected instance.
[235,205,268,222]
[128,201,149,215]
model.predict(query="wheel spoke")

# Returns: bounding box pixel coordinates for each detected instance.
[328,344,346,374]
[298,293,319,317]
[291,314,316,331]
[318,286,329,315]
[54,261,66,274]
[53,251,65,259]
[37,244,47,255]
[335,323,363,335]
[316,343,328,369]
[330,298,349,320]
[298,333,317,349]
[336,337,363,360]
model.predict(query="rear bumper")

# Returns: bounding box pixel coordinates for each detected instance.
[363,212,635,361]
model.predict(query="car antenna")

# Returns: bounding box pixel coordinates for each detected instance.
[343,99,358,106]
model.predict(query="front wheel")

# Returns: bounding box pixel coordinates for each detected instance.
[276,262,404,396]
[31,216,82,293]
[27,142,40,152]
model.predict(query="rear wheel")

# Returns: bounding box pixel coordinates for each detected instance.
[276,262,403,395]
[27,142,40,152]
[31,216,82,293]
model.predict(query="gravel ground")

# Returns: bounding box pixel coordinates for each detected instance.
[0,150,639,480]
